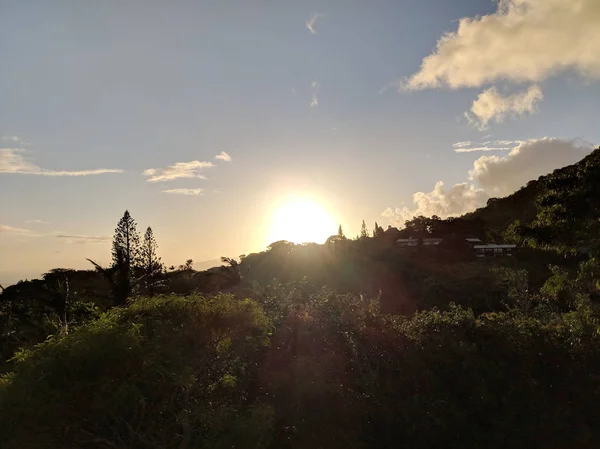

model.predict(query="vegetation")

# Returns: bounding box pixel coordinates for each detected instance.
[2,149,600,448]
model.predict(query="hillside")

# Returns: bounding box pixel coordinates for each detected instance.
[464,147,600,253]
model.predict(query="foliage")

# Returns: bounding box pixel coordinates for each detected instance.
[471,147,600,256]
[140,227,164,296]
[360,220,369,239]
[373,221,384,238]
[0,294,272,449]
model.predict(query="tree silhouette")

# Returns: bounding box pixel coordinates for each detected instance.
[90,210,142,305]
[337,225,346,239]
[140,227,163,296]
[112,210,141,271]
[373,222,384,238]
[178,259,194,271]
[360,220,369,239]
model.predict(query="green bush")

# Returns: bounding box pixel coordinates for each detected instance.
[0,294,272,449]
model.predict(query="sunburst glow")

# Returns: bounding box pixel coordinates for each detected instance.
[268,197,337,244]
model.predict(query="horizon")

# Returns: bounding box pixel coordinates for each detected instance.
[2,0,600,285]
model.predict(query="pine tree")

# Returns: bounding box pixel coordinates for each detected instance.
[141,227,163,296]
[337,225,346,239]
[360,220,369,239]
[373,222,384,238]
[112,210,141,270]
[110,210,141,303]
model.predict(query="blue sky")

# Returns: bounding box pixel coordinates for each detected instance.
[1,0,599,284]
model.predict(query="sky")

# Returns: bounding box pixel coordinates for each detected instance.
[1,0,600,285]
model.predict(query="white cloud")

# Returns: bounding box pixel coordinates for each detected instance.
[453,140,524,153]
[404,0,600,90]
[469,137,593,196]
[382,182,489,226]
[453,141,473,149]
[55,234,110,243]
[215,151,232,162]
[143,161,214,182]
[455,147,512,153]
[162,188,203,196]
[0,225,37,236]
[310,93,319,108]
[2,136,30,146]
[383,137,595,225]
[309,80,320,107]
[466,85,544,129]
[0,149,122,176]
[26,220,50,224]
[306,13,321,34]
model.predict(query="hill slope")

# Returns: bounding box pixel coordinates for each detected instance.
[464,147,600,253]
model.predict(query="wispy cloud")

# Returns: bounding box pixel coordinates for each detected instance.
[455,147,512,153]
[143,161,215,182]
[306,13,321,34]
[56,234,110,243]
[215,151,232,162]
[0,225,37,236]
[453,141,473,149]
[0,149,123,176]
[310,93,319,108]
[2,135,31,146]
[453,140,524,153]
[26,219,50,224]
[310,80,320,108]
[162,188,203,196]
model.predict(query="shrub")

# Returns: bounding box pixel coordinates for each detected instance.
[0,294,272,449]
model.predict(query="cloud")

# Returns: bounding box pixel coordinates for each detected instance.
[0,225,37,236]
[467,85,544,129]
[454,147,512,153]
[55,234,110,243]
[453,141,473,149]
[310,93,319,108]
[382,182,489,226]
[2,136,30,146]
[162,188,203,196]
[453,140,524,153]
[143,161,214,182]
[309,80,320,108]
[469,137,593,196]
[215,151,232,162]
[404,0,600,90]
[383,137,595,224]
[306,13,321,34]
[26,220,50,224]
[0,149,122,176]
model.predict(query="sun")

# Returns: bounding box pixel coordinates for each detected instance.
[268,196,337,245]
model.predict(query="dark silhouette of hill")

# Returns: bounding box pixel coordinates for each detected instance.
[463,146,600,254]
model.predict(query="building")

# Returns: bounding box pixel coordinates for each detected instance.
[422,238,443,247]
[465,238,483,247]
[396,236,517,258]
[397,238,419,248]
[473,244,517,258]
